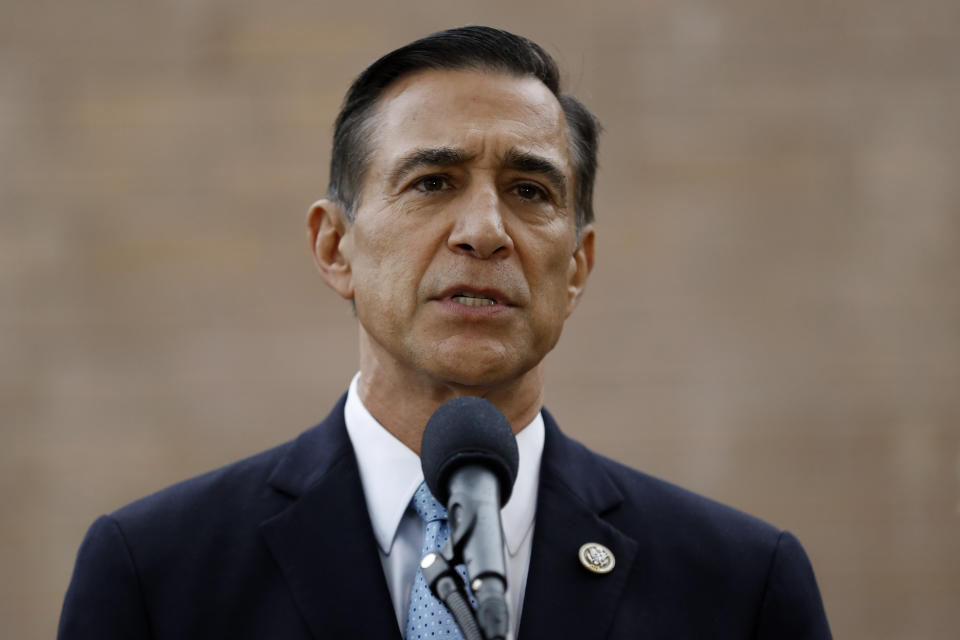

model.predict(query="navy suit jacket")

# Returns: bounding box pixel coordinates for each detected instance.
[59,395,832,638]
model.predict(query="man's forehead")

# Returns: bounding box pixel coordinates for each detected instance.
[367,68,572,173]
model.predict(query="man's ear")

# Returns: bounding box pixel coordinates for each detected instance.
[566,224,595,316]
[307,199,354,300]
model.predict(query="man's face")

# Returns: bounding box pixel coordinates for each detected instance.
[332,68,593,388]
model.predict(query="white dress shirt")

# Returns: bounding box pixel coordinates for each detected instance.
[343,372,544,640]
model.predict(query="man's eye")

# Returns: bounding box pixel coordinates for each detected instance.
[515,183,547,201]
[414,175,450,193]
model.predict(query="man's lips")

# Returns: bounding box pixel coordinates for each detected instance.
[434,285,515,308]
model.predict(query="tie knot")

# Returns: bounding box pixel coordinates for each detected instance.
[411,482,447,523]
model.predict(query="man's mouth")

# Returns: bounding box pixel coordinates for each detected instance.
[451,292,498,307]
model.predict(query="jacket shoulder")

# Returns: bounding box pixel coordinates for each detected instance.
[596,452,783,546]
[539,419,831,638]
[111,439,295,531]
[111,394,351,535]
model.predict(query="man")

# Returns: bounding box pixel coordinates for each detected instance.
[59,26,832,639]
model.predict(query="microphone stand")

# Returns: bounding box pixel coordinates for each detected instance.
[420,549,484,640]
[420,467,510,640]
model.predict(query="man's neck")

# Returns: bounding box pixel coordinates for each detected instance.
[355,335,545,454]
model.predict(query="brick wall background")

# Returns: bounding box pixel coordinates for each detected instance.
[2,1,958,637]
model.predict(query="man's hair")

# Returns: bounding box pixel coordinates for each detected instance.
[327,26,601,230]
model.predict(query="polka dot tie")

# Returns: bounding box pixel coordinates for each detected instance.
[405,482,474,639]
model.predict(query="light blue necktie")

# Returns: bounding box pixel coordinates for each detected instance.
[406,482,468,639]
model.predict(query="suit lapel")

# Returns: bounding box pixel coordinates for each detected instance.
[259,397,402,639]
[518,411,639,639]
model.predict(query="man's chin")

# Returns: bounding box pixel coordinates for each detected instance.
[421,352,539,391]
[426,365,512,389]
[417,331,552,387]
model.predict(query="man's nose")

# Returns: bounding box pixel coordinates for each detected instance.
[447,188,514,259]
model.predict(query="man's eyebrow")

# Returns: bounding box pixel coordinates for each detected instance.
[503,149,567,201]
[388,147,476,188]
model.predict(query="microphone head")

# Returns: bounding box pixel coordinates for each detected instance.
[420,396,520,505]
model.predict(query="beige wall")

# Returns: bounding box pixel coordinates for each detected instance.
[3,1,958,638]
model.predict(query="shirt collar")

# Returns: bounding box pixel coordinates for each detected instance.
[344,372,543,557]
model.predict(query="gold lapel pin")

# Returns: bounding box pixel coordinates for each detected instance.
[578,542,615,574]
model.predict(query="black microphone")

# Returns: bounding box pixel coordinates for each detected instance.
[420,397,520,640]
